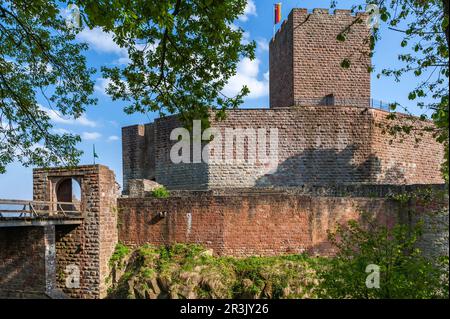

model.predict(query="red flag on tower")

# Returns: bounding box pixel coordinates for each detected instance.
[274,3,282,24]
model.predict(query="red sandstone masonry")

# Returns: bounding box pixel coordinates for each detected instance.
[33,165,118,299]
[118,195,225,253]
[270,11,294,108]
[118,192,399,257]
[135,106,444,190]
[122,124,156,194]
[0,227,46,298]
[120,9,443,190]
[270,9,371,108]
[370,110,443,184]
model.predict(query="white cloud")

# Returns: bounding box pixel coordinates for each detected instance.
[222,57,269,99]
[256,37,269,52]
[40,106,97,127]
[52,128,71,135]
[77,27,125,55]
[82,132,102,141]
[114,56,132,65]
[242,31,251,45]
[0,118,17,130]
[228,23,251,45]
[239,0,257,22]
[77,27,158,65]
[30,143,48,152]
[108,135,119,142]
[77,27,129,65]
[95,78,112,95]
[95,77,130,96]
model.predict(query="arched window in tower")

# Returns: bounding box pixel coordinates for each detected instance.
[56,178,81,212]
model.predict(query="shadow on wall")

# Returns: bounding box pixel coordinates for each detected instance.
[305,199,400,256]
[0,227,46,298]
[256,144,406,186]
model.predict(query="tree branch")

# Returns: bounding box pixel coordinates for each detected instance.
[155,0,182,87]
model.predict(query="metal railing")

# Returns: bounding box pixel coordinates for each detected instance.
[0,199,82,219]
[293,97,392,112]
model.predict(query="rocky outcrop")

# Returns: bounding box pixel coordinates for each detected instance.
[106,244,321,299]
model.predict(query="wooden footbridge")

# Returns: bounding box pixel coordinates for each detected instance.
[0,199,84,227]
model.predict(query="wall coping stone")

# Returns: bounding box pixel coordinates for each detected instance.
[119,184,448,199]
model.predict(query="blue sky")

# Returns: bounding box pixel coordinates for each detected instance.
[0,0,435,199]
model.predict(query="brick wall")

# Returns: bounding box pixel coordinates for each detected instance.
[118,187,401,257]
[120,9,443,190]
[371,110,443,184]
[153,115,209,189]
[269,11,294,108]
[0,227,46,298]
[118,194,226,253]
[33,165,118,298]
[122,124,155,194]
[270,9,371,108]
[117,190,396,257]
[118,186,448,257]
[136,107,443,190]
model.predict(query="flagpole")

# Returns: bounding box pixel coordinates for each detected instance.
[93,144,96,165]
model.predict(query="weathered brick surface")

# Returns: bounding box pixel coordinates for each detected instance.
[118,186,448,257]
[0,227,46,298]
[118,195,226,253]
[128,179,163,197]
[269,12,294,109]
[33,165,118,298]
[270,9,370,108]
[416,211,449,259]
[153,115,209,189]
[370,111,443,184]
[118,188,400,257]
[120,9,443,191]
[122,124,155,194]
[132,107,444,190]
[399,193,450,259]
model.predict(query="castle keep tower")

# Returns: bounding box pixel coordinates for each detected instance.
[121,8,444,191]
[270,9,371,108]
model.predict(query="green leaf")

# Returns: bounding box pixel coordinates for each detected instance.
[337,33,346,42]
[341,59,351,68]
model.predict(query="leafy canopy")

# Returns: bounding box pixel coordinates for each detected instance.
[318,213,449,299]
[333,0,449,182]
[0,0,254,173]
[0,0,96,173]
[80,0,255,129]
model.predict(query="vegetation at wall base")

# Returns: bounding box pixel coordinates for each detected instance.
[107,217,449,299]
[318,214,449,299]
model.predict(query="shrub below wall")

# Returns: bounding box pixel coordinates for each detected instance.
[107,243,325,299]
[106,240,448,299]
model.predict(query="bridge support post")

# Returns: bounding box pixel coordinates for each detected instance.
[44,225,57,297]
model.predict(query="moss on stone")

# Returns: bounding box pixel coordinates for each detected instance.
[107,243,327,299]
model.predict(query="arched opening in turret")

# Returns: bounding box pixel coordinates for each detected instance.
[56,178,81,212]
